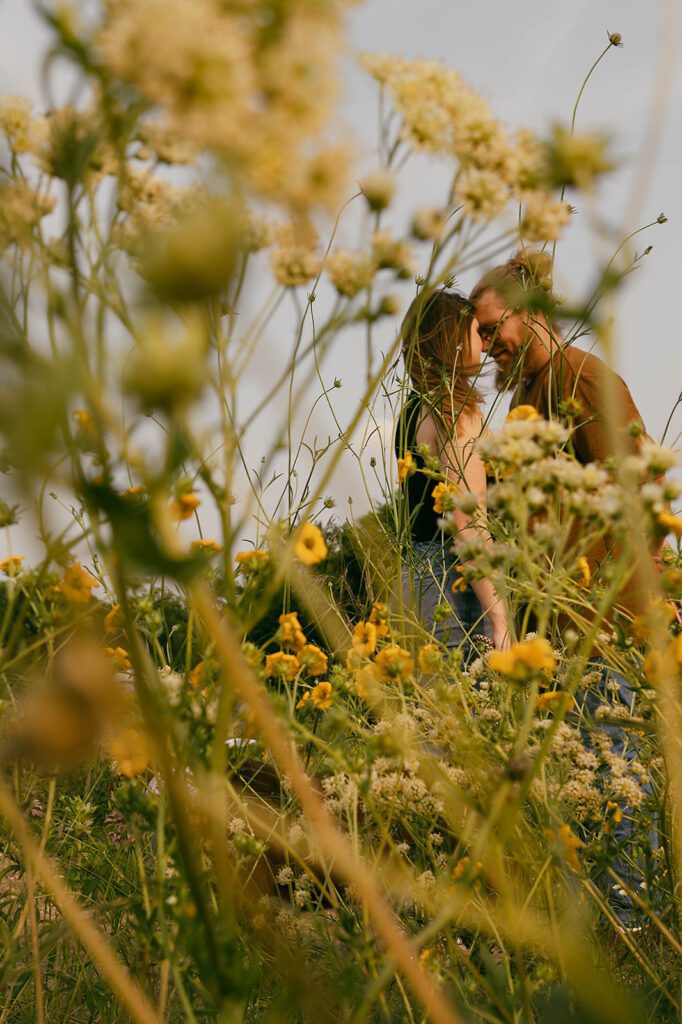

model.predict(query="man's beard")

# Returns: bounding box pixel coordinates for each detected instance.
[493,346,529,392]
[495,359,520,391]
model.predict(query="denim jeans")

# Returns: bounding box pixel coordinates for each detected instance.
[400,539,492,662]
[574,659,656,928]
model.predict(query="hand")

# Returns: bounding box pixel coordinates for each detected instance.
[491,618,511,651]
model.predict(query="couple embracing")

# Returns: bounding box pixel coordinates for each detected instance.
[394,249,658,929]
[395,249,648,658]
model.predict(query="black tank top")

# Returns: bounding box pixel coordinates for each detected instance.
[394,392,442,543]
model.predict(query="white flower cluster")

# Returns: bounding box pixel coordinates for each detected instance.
[360,53,574,238]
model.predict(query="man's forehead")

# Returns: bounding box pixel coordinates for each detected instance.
[473,291,507,321]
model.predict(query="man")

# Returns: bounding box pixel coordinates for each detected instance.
[472,252,660,932]
[472,253,645,466]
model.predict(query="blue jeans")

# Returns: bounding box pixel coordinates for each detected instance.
[400,539,492,662]
[574,659,656,928]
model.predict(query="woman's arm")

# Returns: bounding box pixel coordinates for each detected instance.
[439,411,511,651]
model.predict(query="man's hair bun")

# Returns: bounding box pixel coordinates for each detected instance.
[509,249,553,285]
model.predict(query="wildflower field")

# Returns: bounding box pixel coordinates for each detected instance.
[1,3,682,1022]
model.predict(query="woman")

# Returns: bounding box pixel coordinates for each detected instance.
[395,288,510,656]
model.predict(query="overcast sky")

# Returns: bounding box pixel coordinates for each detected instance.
[1,0,680,553]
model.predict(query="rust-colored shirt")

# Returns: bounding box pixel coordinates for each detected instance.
[512,345,653,624]
[512,345,644,464]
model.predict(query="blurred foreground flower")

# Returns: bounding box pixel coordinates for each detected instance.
[294,522,328,565]
[489,637,556,681]
[56,562,100,604]
[1,637,123,770]
[109,726,150,778]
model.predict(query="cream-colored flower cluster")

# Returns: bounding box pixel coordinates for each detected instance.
[361,53,600,239]
[97,0,354,212]
[0,179,55,251]
[0,96,46,155]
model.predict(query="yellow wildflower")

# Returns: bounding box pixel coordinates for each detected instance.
[299,644,328,677]
[577,556,591,588]
[488,637,555,682]
[171,492,201,521]
[72,408,96,432]
[432,480,458,514]
[235,548,269,574]
[604,801,623,833]
[352,621,377,658]
[354,663,378,699]
[310,681,333,710]
[103,603,122,634]
[545,823,583,871]
[0,555,24,576]
[658,512,682,539]
[418,642,443,673]
[506,405,540,423]
[369,601,391,639]
[536,690,574,712]
[452,856,484,883]
[57,562,100,604]
[190,659,217,688]
[123,485,145,499]
[191,538,223,554]
[397,450,414,484]
[265,651,300,680]
[294,522,328,566]
[109,727,150,778]
[374,644,414,683]
[104,646,132,672]
[276,611,306,651]
[451,566,467,593]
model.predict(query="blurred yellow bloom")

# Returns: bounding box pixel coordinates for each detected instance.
[506,405,540,423]
[577,556,591,588]
[294,522,328,566]
[432,481,458,514]
[489,637,555,681]
[310,681,332,710]
[123,485,145,499]
[171,492,201,521]
[545,823,583,870]
[397,450,414,484]
[352,621,377,658]
[265,651,300,680]
[57,562,100,604]
[73,408,96,432]
[190,659,217,688]
[418,643,443,673]
[235,549,269,574]
[658,512,682,538]
[104,646,132,672]
[354,663,378,699]
[104,603,122,634]
[299,644,328,677]
[109,727,150,778]
[536,690,574,712]
[452,856,483,882]
[0,555,24,576]
[276,612,306,652]
[605,801,623,832]
[374,644,414,682]
[191,538,223,554]
[451,566,468,593]
[368,601,391,639]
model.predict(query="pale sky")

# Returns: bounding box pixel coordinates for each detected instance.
[1,0,680,555]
